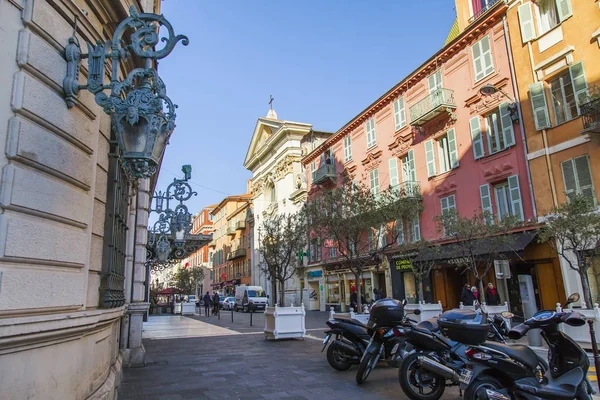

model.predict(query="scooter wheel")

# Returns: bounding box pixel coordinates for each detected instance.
[464,376,503,400]
[398,352,445,400]
[326,342,352,371]
[356,351,377,384]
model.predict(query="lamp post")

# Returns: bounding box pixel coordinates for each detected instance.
[63,6,188,179]
[479,84,519,123]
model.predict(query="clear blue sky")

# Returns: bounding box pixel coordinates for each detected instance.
[155,0,456,214]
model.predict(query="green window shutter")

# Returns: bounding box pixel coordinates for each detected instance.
[574,155,595,200]
[367,118,376,147]
[412,216,421,242]
[482,36,494,77]
[472,40,484,81]
[499,101,516,147]
[561,159,577,201]
[479,184,493,218]
[424,139,436,177]
[529,82,551,130]
[344,135,352,161]
[469,116,484,159]
[507,174,524,221]
[448,194,456,211]
[569,62,589,113]
[441,197,448,214]
[518,3,536,43]
[408,149,416,181]
[388,158,399,188]
[396,219,404,244]
[447,128,459,168]
[556,0,572,23]
[393,98,406,130]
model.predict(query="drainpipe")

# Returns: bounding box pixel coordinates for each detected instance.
[503,15,538,220]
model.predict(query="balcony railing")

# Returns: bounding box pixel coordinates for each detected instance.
[228,247,246,260]
[227,225,236,235]
[468,0,501,23]
[409,88,456,126]
[388,181,421,200]
[236,220,246,230]
[581,98,600,134]
[312,164,336,185]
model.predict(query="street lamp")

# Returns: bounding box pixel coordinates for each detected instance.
[62,6,188,179]
[479,84,519,122]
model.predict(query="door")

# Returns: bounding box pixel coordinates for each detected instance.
[536,262,566,310]
[433,268,462,310]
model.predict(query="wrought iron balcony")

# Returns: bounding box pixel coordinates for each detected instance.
[228,247,246,260]
[227,225,236,235]
[581,98,600,134]
[236,220,246,230]
[468,0,501,23]
[409,88,456,126]
[388,181,421,200]
[312,164,336,185]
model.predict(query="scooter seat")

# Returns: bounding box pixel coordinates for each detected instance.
[416,317,439,332]
[514,367,584,399]
[483,342,540,370]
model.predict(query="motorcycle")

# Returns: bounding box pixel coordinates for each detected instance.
[322,316,370,371]
[462,293,594,400]
[397,307,547,400]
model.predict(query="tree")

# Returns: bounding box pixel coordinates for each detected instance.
[306,178,421,312]
[435,210,521,296]
[259,211,307,307]
[394,240,441,302]
[168,266,205,295]
[538,194,600,308]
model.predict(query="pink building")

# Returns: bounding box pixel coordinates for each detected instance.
[303,2,540,311]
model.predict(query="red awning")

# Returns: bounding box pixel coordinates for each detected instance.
[158,287,182,295]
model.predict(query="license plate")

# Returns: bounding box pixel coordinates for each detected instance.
[459,368,473,385]
[391,343,400,354]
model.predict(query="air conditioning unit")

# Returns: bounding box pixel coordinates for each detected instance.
[494,260,511,279]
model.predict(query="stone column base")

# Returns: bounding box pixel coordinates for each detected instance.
[121,302,149,368]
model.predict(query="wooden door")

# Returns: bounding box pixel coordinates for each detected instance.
[536,262,565,310]
[433,270,447,309]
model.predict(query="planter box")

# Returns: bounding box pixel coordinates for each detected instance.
[174,303,182,314]
[404,302,443,322]
[181,302,196,315]
[328,308,370,325]
[264,304,306,340]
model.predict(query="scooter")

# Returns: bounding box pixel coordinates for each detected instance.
[462,293,594,400]
[322,317,371,371]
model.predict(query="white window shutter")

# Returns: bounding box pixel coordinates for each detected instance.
[529,82,551,130]
[518,3,536,43]
[399,97,406,128]
[428,74,436,92]
[412,216,421,242]
[389,158,399,188]
[469,116,484,159]
[472,40,484,81]
[569,62,589,113]
[393,100,401,130]
[408,149,416,181]
[556,0,572,23]
[448,194,456,211]
[479,184,493,217]
[344,135,352,161]
[447,128,459,168]
[499,102,516,147]
[441,197,448,214]
[482,36,494,77]
[424,139,436,177]
[507,174,524,221]
[397,219,404,244]
[574,155,595,200]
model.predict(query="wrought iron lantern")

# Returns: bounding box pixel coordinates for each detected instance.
[63,6,188,179]
[147,165,212,273]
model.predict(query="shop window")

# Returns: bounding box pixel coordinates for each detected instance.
[327,282,341,304]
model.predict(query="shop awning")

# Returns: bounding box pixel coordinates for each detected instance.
[224,279,241,287]
[158,287,182,295]
[413,231,537,263]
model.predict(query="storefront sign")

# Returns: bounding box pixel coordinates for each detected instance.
[324,239,338,248]
[447,256,473,265]
[395,259,413,272]
[307,270,323,278]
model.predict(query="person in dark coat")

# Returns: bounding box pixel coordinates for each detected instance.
[212,292,220,315]
[485,282,501,306]
[461,284,475,306]
[203,291,211,316]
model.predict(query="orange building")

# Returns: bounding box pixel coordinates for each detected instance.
[187,205,217,296]
[456,0,600,303]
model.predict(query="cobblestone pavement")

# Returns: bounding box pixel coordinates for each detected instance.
[120,314,462,400]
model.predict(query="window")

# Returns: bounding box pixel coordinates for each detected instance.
[402,150,417,195]
[437,129,459,174]
[388,158,399,189]
[472,35,494,82]
[518,0,572,42]
[424,140,436,178]
[316,238,321,261]
[470,102,515,159]
[393,97,406,130]
[396,219,405,244]
[369,168,380,198]
[428,70,444,108]
[310,161,316,180]
[485,111,504,154]
[480,175,524,222]
[366,117,376,148]
[441,194,456,236]
[329,241,337,258]
[408,216,421,243]
[344,135,352,162]
[309,241,315,262]
[209,214,213,221]
[368,229,375,252]
[561,155,595,201]
[550,68,580,125]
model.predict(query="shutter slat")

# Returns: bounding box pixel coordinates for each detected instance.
[447,128,459,168]
[425,139,436,177]
[529,82,551,130]
[499,101,516,147]
[507,175,524,221]
[470,116,484,159]
[518,3,536,43]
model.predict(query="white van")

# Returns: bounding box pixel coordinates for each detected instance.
[234,285,268,312]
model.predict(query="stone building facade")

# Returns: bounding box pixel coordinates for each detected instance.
[0,0,169,399]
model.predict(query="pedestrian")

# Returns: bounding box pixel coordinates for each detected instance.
[471,286,480,305]
[373,288,380,302]
[350,287,358,311]
[212,292,220,315]
[203,291,211,316]
[485,282,501,306]
[461,283,475,306]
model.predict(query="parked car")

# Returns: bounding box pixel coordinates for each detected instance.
[222,297,236,310]
[218,295,226,309]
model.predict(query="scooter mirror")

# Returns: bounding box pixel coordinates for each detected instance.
[413,309,421,315]
[402,299,407,306]
[566,293,580,304]
[501,311,514,319]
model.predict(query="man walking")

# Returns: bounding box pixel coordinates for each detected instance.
[212,292,220,315]
[203,291,211,317]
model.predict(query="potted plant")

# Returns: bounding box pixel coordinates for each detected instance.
[259,211,307,340]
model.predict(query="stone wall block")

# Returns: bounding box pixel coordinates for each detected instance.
[95,169,107,203]
[26,0,75,51]
[6,116,93,189]
[0,214,88,265]
[92,200,106,237]
[96,136,110,172]
[11,71,95,152]
[89,235,104,273]
[86,273,101,308]
[0,164,90,226]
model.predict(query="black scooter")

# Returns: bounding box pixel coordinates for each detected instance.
[462,293,594,400]
[322,317,370,371]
